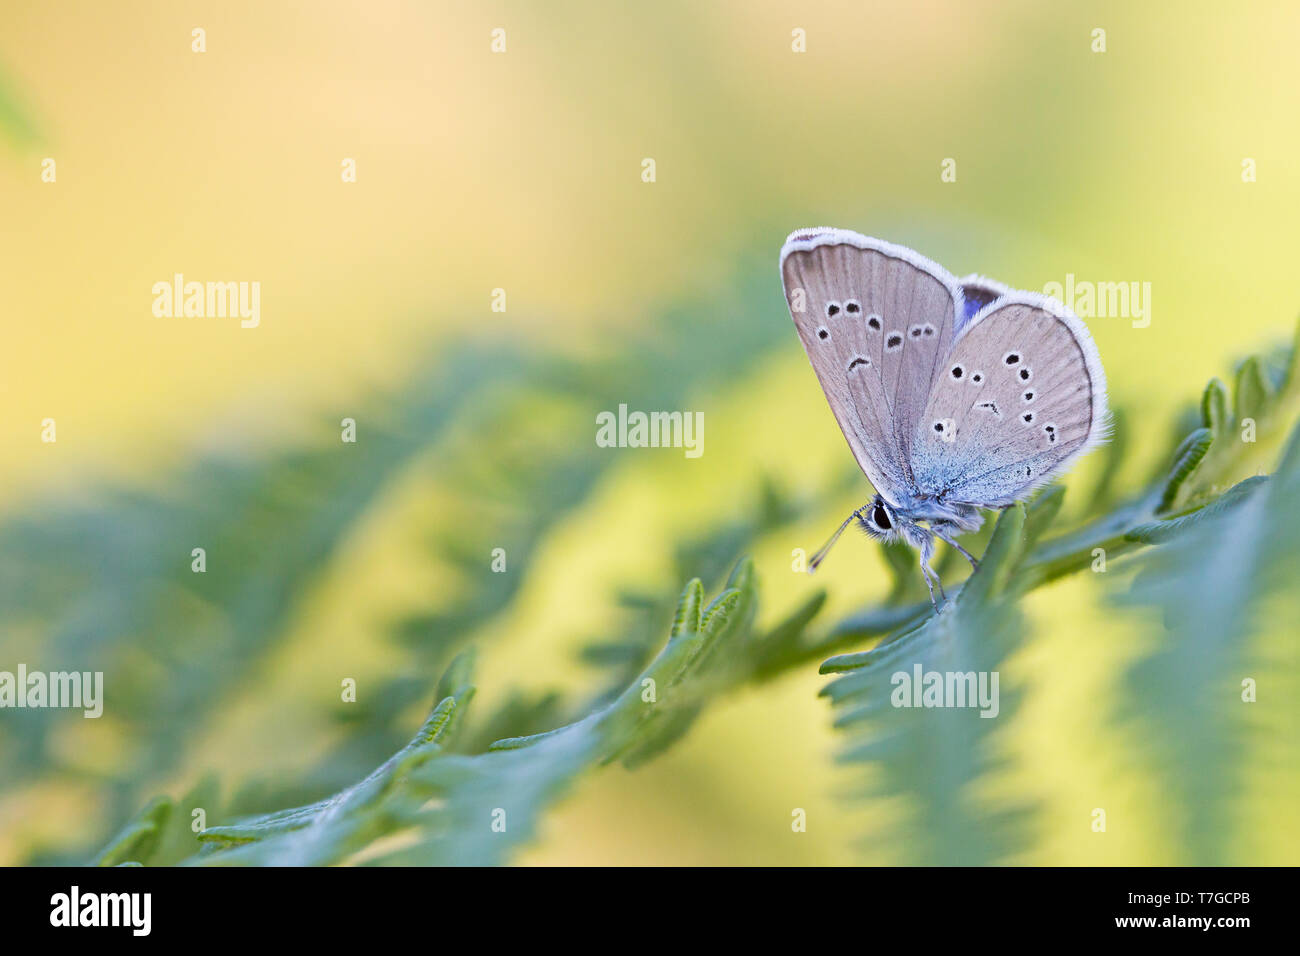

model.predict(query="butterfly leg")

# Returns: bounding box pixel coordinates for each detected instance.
[934,525,980,571]
[916,535,946,609]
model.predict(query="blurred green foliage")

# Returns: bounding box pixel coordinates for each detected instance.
[2,260,799,861]
[59,306,1300,866]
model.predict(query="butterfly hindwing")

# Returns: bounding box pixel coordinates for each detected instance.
[909,293,1108,506]
[781,229,964,502]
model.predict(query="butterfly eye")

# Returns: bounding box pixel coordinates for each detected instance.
[871,504,892,530]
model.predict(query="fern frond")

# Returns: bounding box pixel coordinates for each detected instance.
[159,560,821,865]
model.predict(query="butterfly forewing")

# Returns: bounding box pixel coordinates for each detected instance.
[909,294,1107,506]
[781,230,963,501]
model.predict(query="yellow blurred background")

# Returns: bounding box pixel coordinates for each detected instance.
[1,1,1297,865]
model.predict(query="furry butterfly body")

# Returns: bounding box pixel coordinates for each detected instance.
[780,228,1108,606]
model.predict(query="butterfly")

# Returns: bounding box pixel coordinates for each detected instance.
[780,228,1108,607]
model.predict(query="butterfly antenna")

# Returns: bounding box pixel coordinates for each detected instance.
[808,510,859,574]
